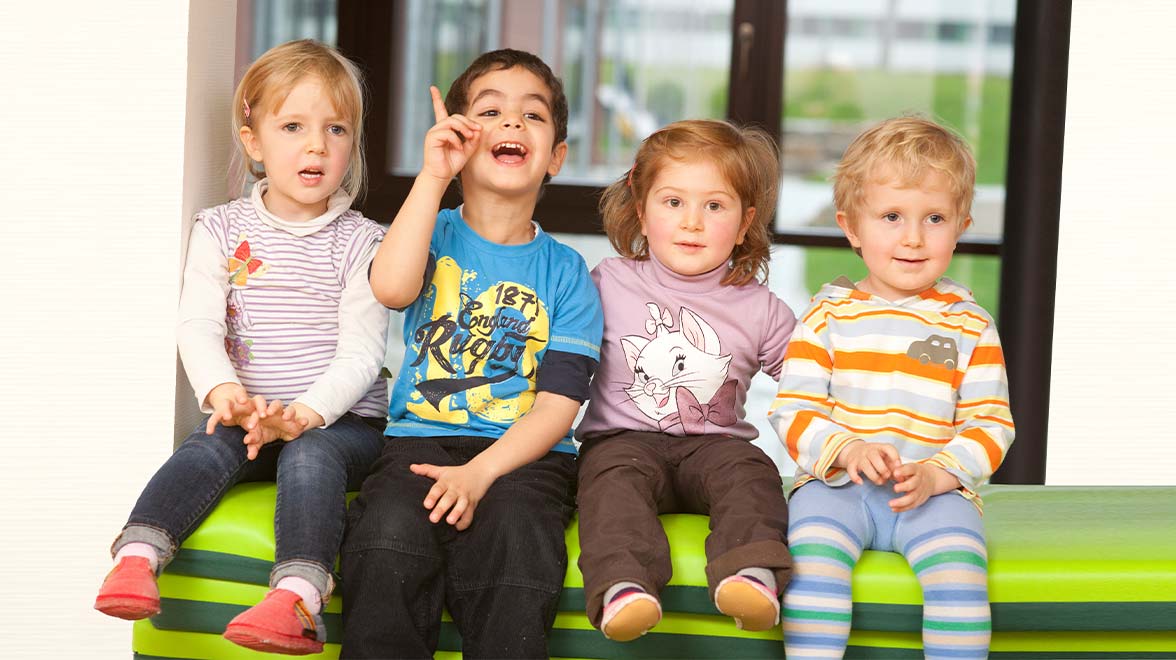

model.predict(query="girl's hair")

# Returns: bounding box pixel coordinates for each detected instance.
[833,115,976,225]
[231,39,367,199]
[600,119,779,287]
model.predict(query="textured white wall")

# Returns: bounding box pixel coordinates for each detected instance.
[0,2,237,657]
[1046,0,1176,484]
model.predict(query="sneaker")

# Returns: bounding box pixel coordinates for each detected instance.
[223,589,325,655]
[94,556,160,620]
[600,587,662,642]
[714,574,780,631]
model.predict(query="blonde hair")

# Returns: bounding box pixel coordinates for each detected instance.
[232,39,367,199]
[833,115,976,226]
[600,119,779,287]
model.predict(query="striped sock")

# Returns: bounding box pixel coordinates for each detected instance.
[782,516,863,659]
[904,527,991,660]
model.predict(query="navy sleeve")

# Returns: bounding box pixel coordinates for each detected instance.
[536,350,598,402]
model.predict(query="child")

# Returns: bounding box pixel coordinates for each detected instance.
[575,119,797,641]
[340,49,603,658]
[94,40,389,655]
[770,116,1015,660]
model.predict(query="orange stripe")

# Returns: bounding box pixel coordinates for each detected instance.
[971,414,1015,430]
[918,288,966,304]
[832,401,954,428]
[961,427,1005,471]
[785,410,821,460]
[834,350,957,384]
[957,398,1009,409]
[773,392,828,405]
[969,345,1005,367]
[826,308,983,337]
[785,340,832,369]
[840,422,949,445]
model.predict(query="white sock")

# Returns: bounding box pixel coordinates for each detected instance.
[737,566,777,595]
[114,542,160,573]
[604,580,645,605]
[275,576,322,614]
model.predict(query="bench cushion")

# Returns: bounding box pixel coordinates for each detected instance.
[132,483,1176,659]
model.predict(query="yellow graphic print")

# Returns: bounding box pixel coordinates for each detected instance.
[405,257,549,425]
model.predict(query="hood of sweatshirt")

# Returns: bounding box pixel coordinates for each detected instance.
[816,275,977,312]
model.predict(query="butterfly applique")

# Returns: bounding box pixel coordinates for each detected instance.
[228,232,269,286]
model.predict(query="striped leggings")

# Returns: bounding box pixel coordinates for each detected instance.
[783,480,990,659]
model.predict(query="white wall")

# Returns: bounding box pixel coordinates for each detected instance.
[0,2,236,657]
[1046,0,1176,484]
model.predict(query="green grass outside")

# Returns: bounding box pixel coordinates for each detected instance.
[784,69,1012,185]
[802,247,1001,315]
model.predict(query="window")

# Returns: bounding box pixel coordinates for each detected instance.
[335,0,1069,483]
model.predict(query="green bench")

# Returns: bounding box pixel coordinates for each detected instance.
[131,483,1176,659]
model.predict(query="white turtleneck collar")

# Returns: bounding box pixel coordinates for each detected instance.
[249,178,355,237]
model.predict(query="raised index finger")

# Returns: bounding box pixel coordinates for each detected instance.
[430,85,448,122]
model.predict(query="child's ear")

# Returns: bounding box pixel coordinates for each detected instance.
[239,126,263,163]
[836,211,862,249]
[736,206,756,245]
[546,142,568,178]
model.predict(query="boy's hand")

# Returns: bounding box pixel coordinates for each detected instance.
[838,441,902,486]
[240,401,318,460]
[205,383,267,434]
[889,463,961,512]
[422,85,482,183]
[411,461,496,531]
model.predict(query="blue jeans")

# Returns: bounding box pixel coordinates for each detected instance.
[340,436,577,659]
[113,413,385,598]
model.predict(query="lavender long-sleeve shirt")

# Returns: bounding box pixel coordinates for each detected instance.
[576,256,796,441]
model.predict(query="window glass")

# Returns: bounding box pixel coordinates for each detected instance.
[246,0,337,57]
[391,0,734,183]
[780,0,1015,242]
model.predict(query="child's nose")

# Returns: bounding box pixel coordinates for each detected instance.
[306,133,326,154]
[680,207,704,230]
[901,224,924,246]
[501,114,522,129]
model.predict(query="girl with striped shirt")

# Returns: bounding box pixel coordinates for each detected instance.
[95,40,388,655]
[770,117,1014,660]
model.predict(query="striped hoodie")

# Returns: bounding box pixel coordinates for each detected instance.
[768,276,1014,509]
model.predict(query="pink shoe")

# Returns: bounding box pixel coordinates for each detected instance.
[94,556,160,620]
[714,574,780,631]
[223,589,325,655]
[600,587,662,642]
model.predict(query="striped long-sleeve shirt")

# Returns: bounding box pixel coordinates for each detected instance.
[768,276,1014,509]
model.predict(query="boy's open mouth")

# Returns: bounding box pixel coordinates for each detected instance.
[491,141,528,165]
[299,168,324,182]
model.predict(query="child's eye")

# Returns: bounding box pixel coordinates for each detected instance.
[328,124,347,136]
[666,197,682,208]
[883,212,901,222]
[926,214,946,225]
[282,123,300,132]
[706,201,723,212]
[478,109,499,117]
[524,112,545,122]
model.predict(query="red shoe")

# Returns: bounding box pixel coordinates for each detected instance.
[94,556,160,620]
[223,589,325,655]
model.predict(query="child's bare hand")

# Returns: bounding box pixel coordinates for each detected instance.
[422,85,482,183]
[205,383,267,434]
[839,441,901,486]
[889,463,959,512]
[240,401,314,460]
[411,462,495,531]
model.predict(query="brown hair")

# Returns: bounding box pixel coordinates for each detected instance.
[232,39,367,199]
[444,48,568,185]
[600,119,779,286]
[833,115,976,226]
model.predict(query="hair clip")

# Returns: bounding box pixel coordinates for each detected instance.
[626,167,635,188]
[242,97,251,121]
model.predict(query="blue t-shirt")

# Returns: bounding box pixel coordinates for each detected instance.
[385,208,603,453]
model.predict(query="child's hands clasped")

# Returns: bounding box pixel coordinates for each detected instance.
[838,441,902,486]
[410,461,496,531]
[205,382,266,434]
[888,462,961,513]
[422,85,482,184]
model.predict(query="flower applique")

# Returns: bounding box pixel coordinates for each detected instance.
[226,336,255,366]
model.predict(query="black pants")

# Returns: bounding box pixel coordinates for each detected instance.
[340,436,576,659]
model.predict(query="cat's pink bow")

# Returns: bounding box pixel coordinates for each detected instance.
[674,380,738,434]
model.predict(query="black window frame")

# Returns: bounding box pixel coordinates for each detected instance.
[337,0,1070,484]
